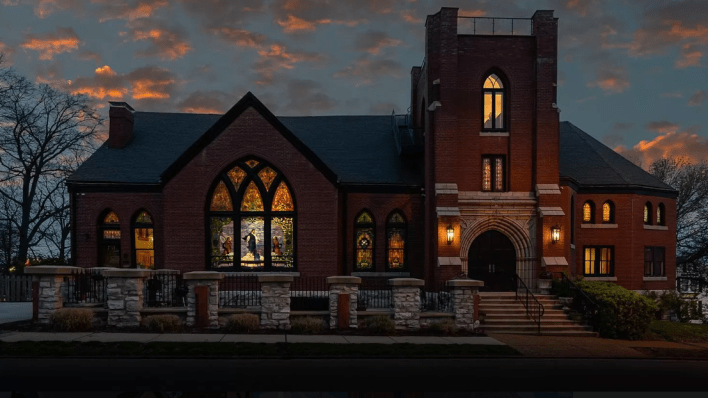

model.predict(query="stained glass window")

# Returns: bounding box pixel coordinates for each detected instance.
[99,209,121,267]
[104,211,119,224]
[211,181,233,211]
[103,230,120,239]
[355,211,375,270]
[386,211,406,271]
[657,203,665,226]
[482,156,504,192]
[133,210,154,269]
[644,203,652,225]
[483,73,504,130]
[356,211,372,224]
[482,158,491,191]
[136,211,152,224]
[241,181,264,211]
[583,202,593,223]
[495,158,503,191]
[207,159,295,271]
[602,202,611,223]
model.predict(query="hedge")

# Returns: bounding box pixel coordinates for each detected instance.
[575,280,658,340]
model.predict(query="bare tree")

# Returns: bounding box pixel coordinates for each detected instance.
[650,157,708,287]
[0,58,102,264]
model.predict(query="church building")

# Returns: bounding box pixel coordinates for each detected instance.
[68,8,677,293]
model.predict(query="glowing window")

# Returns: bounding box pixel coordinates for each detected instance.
[582,202,594,223]
[133,210,154,269]
[584,246,613,276]
[99,210,121,267]
[602,201,613,223]
[355,210,375,270]
[483,73,505,130]
[644,203,652,225]
[482,155,504,192]
[386,211,406,271]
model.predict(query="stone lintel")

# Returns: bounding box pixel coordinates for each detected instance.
[541,257,569,267]
[438,257,462,267]
[446,279,484,287]
[538,206,565,217]
[103,269,152,278]
[182,271,225,280]
[436,207,461,217]
[24,266,81,275]
[327,276,361,285]
[258,275,294,283]
[535,184,561,196]
[388,278,425,287]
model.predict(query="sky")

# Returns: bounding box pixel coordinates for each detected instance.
[0,0,707,167]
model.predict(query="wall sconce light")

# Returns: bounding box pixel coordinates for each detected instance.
[551,225,561,244]
[446,225,454,245]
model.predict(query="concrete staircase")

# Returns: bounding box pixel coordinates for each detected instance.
[478,292,598,336]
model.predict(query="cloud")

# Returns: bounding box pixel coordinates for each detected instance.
[94,0,169,22]
[127,65,177,99]
[688,90,706,106]
[333,56,403,86]
[127,20,192,60]
[586,66,630,94]
[615,121,708,165]
[277,14,317,33]
[67,64,178,104]
[79,51,102,64]
[177,90,232,114]
[20,27,81,60]
[68,65,129,100]
[253,43,325,85]
[209,27,267,48]
[29,0,82,19]
[354,30,402,55]
[179,0,266,30]
[282,79,337,115]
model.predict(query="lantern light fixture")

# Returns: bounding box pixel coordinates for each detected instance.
[446,225,454,245]
[551,225,561,244]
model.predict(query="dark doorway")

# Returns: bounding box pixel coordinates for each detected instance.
[467,230,516,291]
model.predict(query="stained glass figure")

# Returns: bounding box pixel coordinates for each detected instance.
[240,217,264,267]
[241,181,264,211]
[136,211,152,224]
[228,167,246,191]
[210,217,233,268]
[272,217,294,268]
[210,181,233,211]
[245,159,259,168]
[387,229,405,269]
[272,182,294,211]
[104,211,120,224]
[258,167,278,191]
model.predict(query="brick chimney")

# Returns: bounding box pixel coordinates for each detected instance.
[107,101,135,149]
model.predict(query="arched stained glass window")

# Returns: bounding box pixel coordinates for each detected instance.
[98,210,121,267]
[355,210,375,271]
[133,210,154,269]
[207,158,295,271]
[483,73,505,130]
[644,202,652,225]
[602,201,614,223]
[657,203,665,226]
[386,211,406,271]
[582,201,594,223]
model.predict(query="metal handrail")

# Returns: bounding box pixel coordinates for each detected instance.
[512,273,544,334]
[553,272,600,332]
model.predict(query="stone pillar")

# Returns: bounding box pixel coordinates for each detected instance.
[390,278,425,330]
[447,279,484,330]
[103,269,150,327]
[327,276,361,329]
[259,275,293,330]
[24,266,79,324]
[183,272,224,329]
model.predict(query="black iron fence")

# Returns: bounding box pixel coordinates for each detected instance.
[420,281,453,312]
[290,276,329,311]
[65,268,107,305]
[0,274,33,302]
[357,277,393,310]
[143,271,188,307]
[219,275,261,308]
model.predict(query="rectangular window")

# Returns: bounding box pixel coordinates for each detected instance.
[644,246,665,277]
[482,155,505,192]
[583,246,613,276]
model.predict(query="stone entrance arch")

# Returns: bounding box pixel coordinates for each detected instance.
[460,217,536,289]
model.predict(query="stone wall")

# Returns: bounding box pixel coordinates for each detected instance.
[448,279,483,330]
[327,277,360,329]
[184,272,223,329]
[259,275,293,330]
[24,266,77,324]
[104,269,150,327]
[390,278,424,330]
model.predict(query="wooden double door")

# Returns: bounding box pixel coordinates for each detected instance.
[467,230,517,292]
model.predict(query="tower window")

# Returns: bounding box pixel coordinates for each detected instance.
[483,74,505,130]
[482,155,505,192]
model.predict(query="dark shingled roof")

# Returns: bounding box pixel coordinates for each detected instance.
[69,111,422,186]
[559,121,676,194]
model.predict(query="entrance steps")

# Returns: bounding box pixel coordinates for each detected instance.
[478,292,598,336]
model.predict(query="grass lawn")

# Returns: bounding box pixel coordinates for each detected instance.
[646,320,708,344]
[0,341,520,357]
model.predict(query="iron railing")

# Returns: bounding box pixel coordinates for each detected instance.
[420,280,453,312]
[290,276,329,311]
[553,272,600,332]
[143,271,188,307]
[457,16,533,36]
[65,268,107,305]
[0,274,33,302]
[219,275,261,308]
[358,277,393,310]
[512,273,544,334]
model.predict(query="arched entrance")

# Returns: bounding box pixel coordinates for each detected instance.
[467,230,516,291]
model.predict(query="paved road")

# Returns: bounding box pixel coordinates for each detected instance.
[2,358,708,391]
[0,302,32,324]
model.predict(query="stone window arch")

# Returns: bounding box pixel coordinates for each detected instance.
[98,210,121,267]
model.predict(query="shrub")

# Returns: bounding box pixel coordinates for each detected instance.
[551,279,572,298]
[223,313,260,333]
[576,280,658,340]
[643,290,705,322]
[361,315,396,335]
[145,315,182,333]
[290,316,327,334]
[426,318,457,335]
[50,308,93,331]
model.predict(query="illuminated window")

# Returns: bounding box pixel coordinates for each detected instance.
[483,73,505,130]
[582,201,594,223]
[644,202,652,225]
[207,159,295,271]
[386,211,406,271]
[355,210,375,271]
[98,210,121,267]
[584,246,613,276]
[644,246,665,277]
[133,210,154,269]
[482,155,505,191]
[602,201,614,223]
[656,203,665,226]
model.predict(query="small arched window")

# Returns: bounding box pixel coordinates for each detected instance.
[602,201,614,223]
[483,73,505,130]
[133,210,154,269]
[644,202,653,225]
[582,201,594,223]
[355,210,375,271]
[386,211,406,271]
[657,203,665,226]
[98,210,121,267]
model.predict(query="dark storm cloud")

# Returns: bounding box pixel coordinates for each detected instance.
[177,90,232,114]
[283,79,337,115]
[333,56,403,86]
[20,27,81,60]
[688,90,705,107]
[127,19,193,60]
[354,30,402,55]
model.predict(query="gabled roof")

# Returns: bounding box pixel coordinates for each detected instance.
[559,121,677,195]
